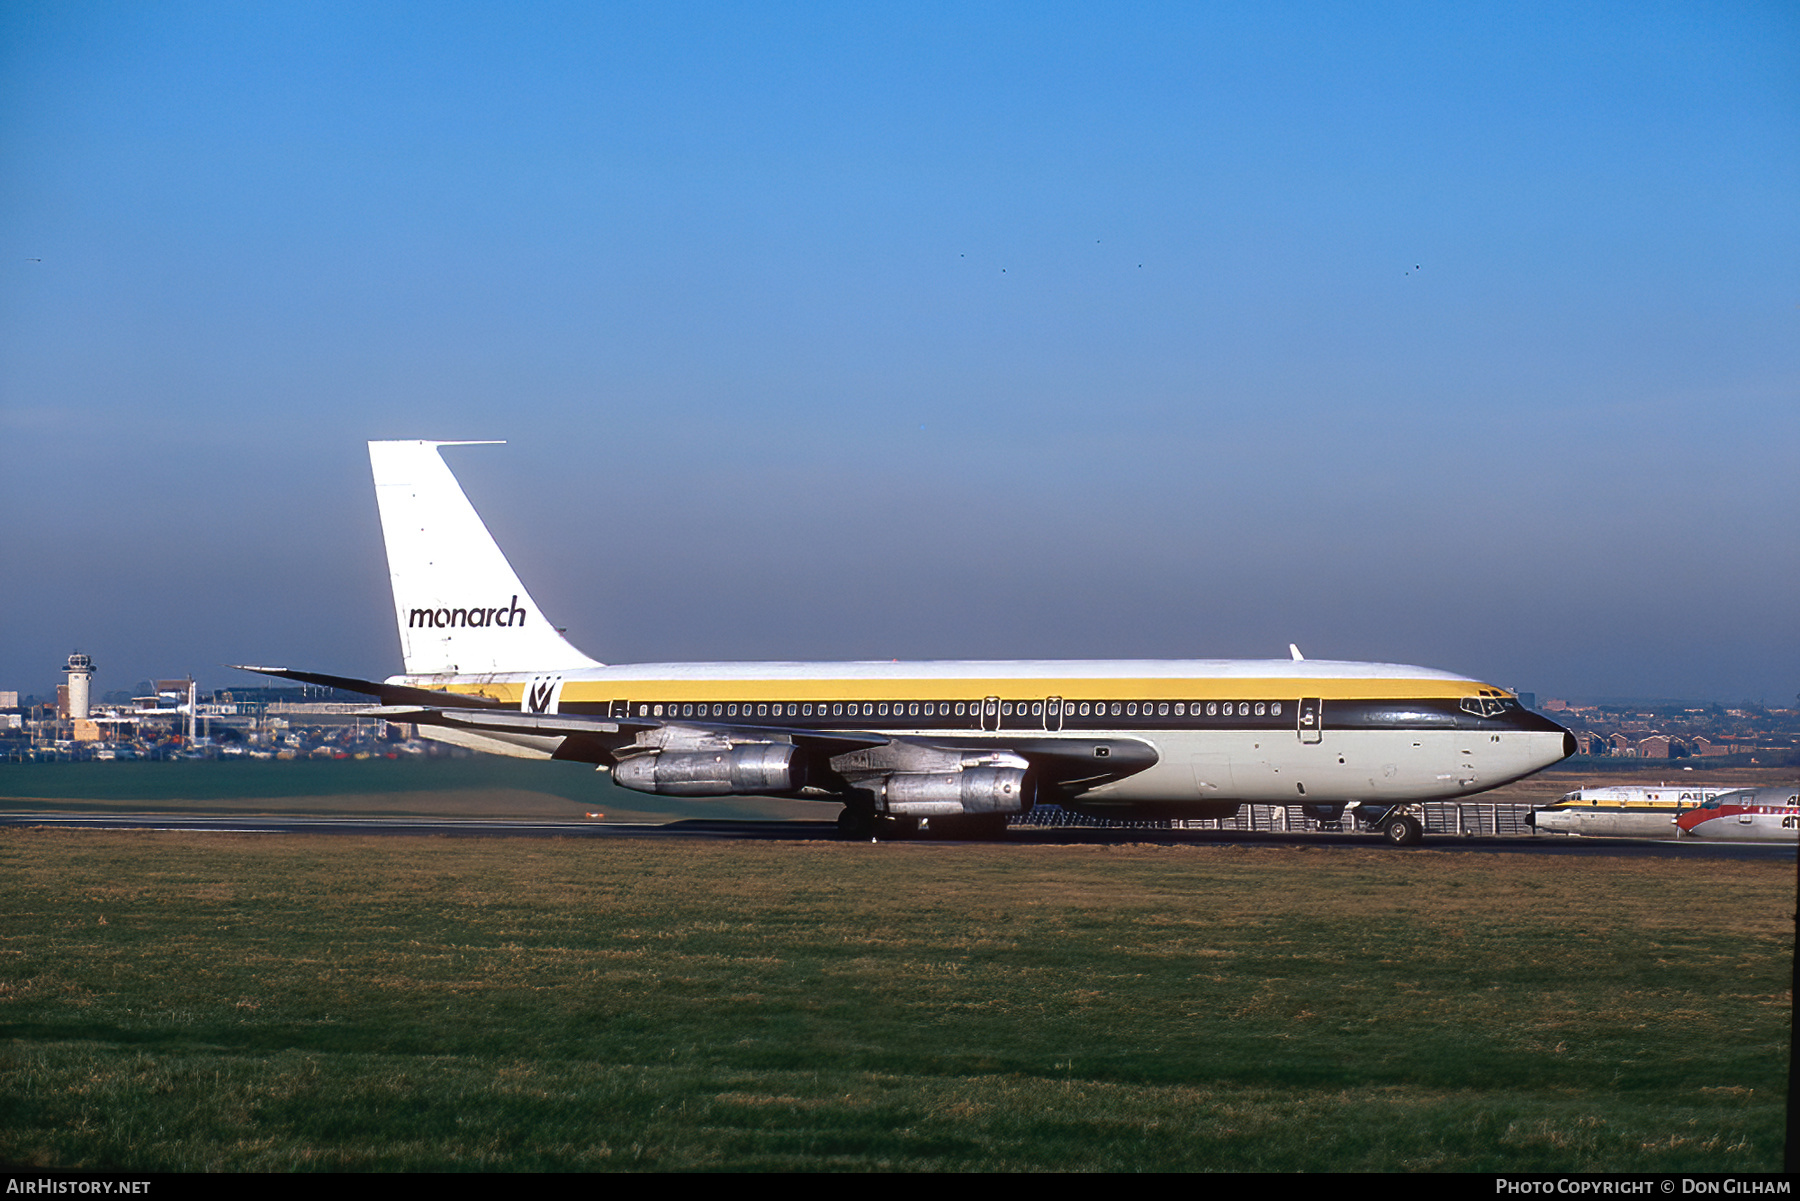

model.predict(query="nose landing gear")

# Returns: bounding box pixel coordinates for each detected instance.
[1381,813,1425,846]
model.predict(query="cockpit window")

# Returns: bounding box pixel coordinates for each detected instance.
[1460,696,1516,718]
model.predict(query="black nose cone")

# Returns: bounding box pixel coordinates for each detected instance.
[1562,732,1577,761]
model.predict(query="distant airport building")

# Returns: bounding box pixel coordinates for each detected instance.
[63,653,94,720]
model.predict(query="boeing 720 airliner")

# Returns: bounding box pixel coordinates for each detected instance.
[236,440,1576,843]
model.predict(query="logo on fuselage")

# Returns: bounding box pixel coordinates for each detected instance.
[408,595,528,629]
[524,675,563,715]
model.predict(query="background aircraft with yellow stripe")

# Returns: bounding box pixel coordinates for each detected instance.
[238,440,1576,844]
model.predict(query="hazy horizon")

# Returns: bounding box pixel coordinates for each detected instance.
[4,4,1795,705]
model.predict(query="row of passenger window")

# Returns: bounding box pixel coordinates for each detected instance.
[633,699,1286,721]
[1049,700,1285,719]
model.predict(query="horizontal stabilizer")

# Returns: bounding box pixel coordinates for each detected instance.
[227,665,504,709]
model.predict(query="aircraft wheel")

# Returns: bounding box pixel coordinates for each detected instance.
[836,806,876,840]
[1382,814,1424,847]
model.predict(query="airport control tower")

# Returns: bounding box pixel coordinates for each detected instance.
[64,652,94,720]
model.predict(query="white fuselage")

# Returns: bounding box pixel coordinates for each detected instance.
[399,656,1573,809]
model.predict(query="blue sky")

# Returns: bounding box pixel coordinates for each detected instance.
[2,2,1795,703]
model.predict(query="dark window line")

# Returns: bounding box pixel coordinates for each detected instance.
[616,698,1294,725]
[569,695,1509,731]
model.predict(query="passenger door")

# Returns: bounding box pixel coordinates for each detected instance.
[1297,698,1323,744]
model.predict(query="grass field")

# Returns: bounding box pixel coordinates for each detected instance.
[0,829,1790,1171]
[0,757,819,823]
[3,755,1791,824]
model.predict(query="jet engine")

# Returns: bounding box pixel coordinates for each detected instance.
[612,744,803,796]
[876,766,1033,817]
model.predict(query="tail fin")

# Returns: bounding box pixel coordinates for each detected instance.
[368,440,601,676]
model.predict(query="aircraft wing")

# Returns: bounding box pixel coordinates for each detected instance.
[231,665,893,759]
[397,707,1157,791]
[230,665,1156,794]
[394,704,895,763]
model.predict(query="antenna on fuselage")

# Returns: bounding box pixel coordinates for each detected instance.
[1289,644,1305,661]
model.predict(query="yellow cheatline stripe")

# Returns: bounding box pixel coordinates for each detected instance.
[446,677,1501,705]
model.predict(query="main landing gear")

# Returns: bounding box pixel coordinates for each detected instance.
[835,806,1008,841]
[835,805,920,841]
[927,813,1010,840]
[836,805,878,840]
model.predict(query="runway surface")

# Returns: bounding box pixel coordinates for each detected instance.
[3,811,1794,859]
